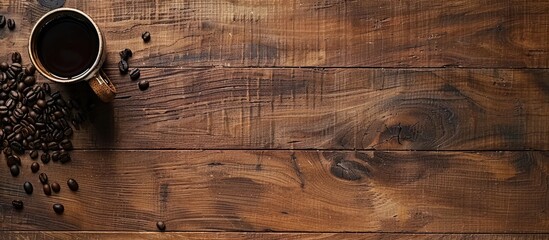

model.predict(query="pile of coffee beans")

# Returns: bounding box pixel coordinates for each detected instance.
[2,52,82,214]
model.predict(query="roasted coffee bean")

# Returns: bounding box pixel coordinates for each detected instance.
[59,151,71,163]
[119,48,133,60]
[25,64,36,75]
[12,200,23,210]
[60,139,73,150]
[11,52,21,63]
[31,162,40,173]
[30,150,39,159]
[129,68,140,80]
[10,141,25,154]
[7,155,21,166]
[51,182,60,193]
[24,181,33,194]
[53,203,64,214]
[0,62,9,71]
[118,60,129,74]
[43,183,52,195]
[10,164,19,176]
[138,80,149,91]
[7,18,15,30]
[39,172,48,184]
[0,15,5,28]
[51,151,60,161]
[41,152,51,163]
[64,128,73,137]
[156,221,166,231]
[42,83,51,94]
[142,31,151,42]
[24,76,36,86]
[10,63,22,73]
[67,178,78,191]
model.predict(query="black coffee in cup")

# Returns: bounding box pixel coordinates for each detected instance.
[36,16,99,78]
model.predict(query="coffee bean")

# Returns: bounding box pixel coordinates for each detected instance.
[0,62,9,71]
[67,178,78,191]
[25,64,36,75]
[130,68,141,80]
[39,172,48,184]
[10,141,24,154]
[156,221,166,231]
[142,31,151,42]
[11,52,21,63]
[118,60,129,74]
[53,203,64,214]
[51,182,60,193]
[24,181,33,194]
[7,18,15,30]
[7,155,21,167]
[30,150,39,159]
[0,15,5,28]
[43,183,52,195]
[42,83,51,94]
[24,76,36,86]
[59,151,71,163]
[12,200,23,210]
[119,48,133,60]
[10,164,19,176]
[138,80,149,91]
[31,162,40,173]
[41,152,50,164]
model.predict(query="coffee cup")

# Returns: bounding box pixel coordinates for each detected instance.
[28,8,116,102]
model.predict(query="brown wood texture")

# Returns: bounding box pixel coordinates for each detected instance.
[55,68,547,150]
[0,0,548,67]
[1,150,548,232]
[2,232,549,240]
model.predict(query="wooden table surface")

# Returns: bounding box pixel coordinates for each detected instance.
[1,0,549,239]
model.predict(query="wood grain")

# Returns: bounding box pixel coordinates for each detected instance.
[1,0,548,67]
[42,68,549,150]
[0,150,547,232]
[2,232,549,240]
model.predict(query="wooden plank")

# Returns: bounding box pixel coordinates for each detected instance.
[1,0,548,68]
[1,232,549,240]
[44,68,549,150]
[0,150,548,232]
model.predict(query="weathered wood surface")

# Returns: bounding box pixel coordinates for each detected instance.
[1,150,548,232]
[49,68,548,150]
[2,232,549,240]
[1,0,548,67]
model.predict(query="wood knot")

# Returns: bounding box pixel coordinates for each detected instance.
[330,160,370,181]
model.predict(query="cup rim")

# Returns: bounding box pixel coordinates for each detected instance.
[28,8,104,83]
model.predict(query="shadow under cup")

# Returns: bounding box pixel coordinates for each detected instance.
[28,8,116,102]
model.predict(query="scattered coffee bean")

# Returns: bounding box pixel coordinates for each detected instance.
[53,203,64,214]
[7,155,21,167]
[10,164,19,176]
[142,31,151,42]
[138,80,149,91]
[51,182,61,193]
[24,76,36,85]
[0,15,5,28]
[24,182,33,194]
[41,152,51,164]
[59,151,71,163]
[118,60,129,74]
[0,62,8,71]
[7,18,15,30]
[12,52,21,63]
[25,64,36,75]
[30,150,39,159]
[31,162,40,173]
[43,183,52,195]
[67,178,79,191]
[129,68,140,80]
[119,48,132,60]
[12,200,23,210]
[39,173,48,184]
[156,221,166,231]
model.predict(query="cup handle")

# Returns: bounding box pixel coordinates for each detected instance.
[88,69,116,102]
